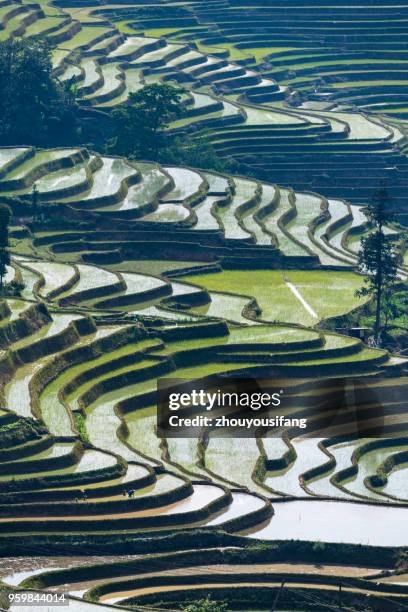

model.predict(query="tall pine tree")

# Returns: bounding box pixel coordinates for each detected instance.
[356,184,400,341]
[0,204,11,292]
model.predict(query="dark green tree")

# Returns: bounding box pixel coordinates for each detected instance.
[108,83,184,159]
[0,38,78,145]
[31,183,39,223]
[356,185,400,341]
[0,204,11,292]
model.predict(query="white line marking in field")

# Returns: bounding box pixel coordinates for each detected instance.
[284,280,319,319]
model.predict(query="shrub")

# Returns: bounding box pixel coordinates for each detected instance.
[74,413,90,444]
[182,596,230,612]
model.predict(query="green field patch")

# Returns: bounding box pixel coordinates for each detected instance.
[111,20,136,35]
[143,27,193,38]
[64,340,161,410]
[180,270,365,325]
[0,10,36,41]
[64,6,103,24]
[285,270,365,320]
[282,346,385,367]
[60,26,112,51]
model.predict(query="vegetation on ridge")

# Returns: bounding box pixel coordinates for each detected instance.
[0,39,78,146]
[108,83,185,159]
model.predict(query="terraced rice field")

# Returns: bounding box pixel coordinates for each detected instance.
[0,143,405,610]
[0,0,406,221]
[0,0,408,609]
